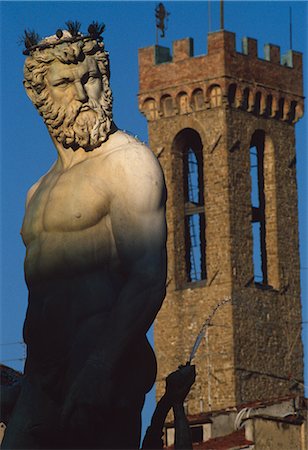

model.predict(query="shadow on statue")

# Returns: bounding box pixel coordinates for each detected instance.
[2,21,167,450]
[2,364,195,450]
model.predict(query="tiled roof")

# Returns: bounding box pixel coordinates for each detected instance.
[243,414,305,426]
[165,430,253,450]
[192,429,253,450]
[165,394,303,426]
[236,394,298,410]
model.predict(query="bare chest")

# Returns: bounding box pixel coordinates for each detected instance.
[22,166,109,244]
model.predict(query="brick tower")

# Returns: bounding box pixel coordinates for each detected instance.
[138,31,304,417]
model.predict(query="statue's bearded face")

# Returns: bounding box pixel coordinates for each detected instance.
[42,55,112,150]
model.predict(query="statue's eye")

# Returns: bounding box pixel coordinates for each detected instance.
[84,73,100,84]
[88,76,98,83]
[54,79,70,87]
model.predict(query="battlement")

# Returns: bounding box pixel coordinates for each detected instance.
[139,31,303,96]
[138,30,304,124]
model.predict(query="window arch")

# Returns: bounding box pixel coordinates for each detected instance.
[250,131,267,284]
[228,84,237,106]
[177,92,189,114]
[277,98,285,119]
[253,92,262,115]
[242,88,250,110]
[209,85,222,108]
[173,129,206,283]
[250,130,279,287]
[288,101,297,123]
[192,89,204,111]
[265,95,273,117]
[271,96,279,117]
[143,98,158,121]
[161,95,173,117]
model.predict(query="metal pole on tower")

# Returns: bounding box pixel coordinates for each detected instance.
[220,0,224,30]
[289,6,293,49]
[208,0,211,33]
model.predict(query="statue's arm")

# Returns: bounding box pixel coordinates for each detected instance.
[94,146,167,366]
[62,145,167,422]
[142,365,195,450]
[141,393,171,449]
[173,403,193,450]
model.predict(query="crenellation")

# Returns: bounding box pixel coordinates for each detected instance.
[290,50,303,71]
[155,45,172,64]
[139,31,303,104]
[281,49,303,70]
[172,37,194,61]
[138,45,156,68]
[264,43,281,64]
[207,30,236,55]
[242,37,258,57]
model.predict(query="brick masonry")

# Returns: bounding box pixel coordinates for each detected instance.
[138,30,304,416]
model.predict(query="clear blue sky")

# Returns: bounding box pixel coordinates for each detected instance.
[1,0,307,435]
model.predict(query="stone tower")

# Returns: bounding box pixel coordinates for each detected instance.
[138,30,304,415]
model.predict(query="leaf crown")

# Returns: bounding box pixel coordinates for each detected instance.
[22,21,106,55]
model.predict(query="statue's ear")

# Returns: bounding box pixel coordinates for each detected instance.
[23,80,37,105]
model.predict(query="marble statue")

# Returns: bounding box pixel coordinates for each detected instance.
[2,23,167,449]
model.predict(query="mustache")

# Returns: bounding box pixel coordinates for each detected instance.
[64,100,100,128]
[78,98,102,113]
[44,93,112,150]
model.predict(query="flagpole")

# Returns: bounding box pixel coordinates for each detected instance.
[208,0,211,33]
[220,0,224,30]
[289,6,293,49]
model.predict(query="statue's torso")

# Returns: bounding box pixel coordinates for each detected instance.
[21,152,124,359]
[20,133,163,392]
[22,154,118,285]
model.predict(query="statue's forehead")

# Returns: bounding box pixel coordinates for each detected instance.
[47,56,98,80]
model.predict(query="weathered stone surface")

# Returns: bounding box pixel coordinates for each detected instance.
[3,29,167,450]
[138,29,304,417]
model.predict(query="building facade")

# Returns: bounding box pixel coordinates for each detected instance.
[138,30,304,418]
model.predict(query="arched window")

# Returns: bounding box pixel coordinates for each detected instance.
[161,95,173,117]
[242,88,250,110]
[250,130,267,284]
[288,101,297,123]
[177,92,189,114]
[173,129,206,284]
[143,98,158,121]
[277,98,285,119]
[228,84,237,106]
[253,92,262,115]
[181,131,206,282]
[192,89,204,111]
[209,85,222,108]
[265,95,273,117]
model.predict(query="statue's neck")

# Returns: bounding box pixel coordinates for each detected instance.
[50,122,118,170]
[52,140,89,170]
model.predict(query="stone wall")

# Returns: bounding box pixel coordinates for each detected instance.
[245,417,305,450]
[138,29,304,414]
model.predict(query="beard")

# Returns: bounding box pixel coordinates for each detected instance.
[42,94,112,151]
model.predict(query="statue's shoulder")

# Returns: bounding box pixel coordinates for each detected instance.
[25,163,57,208]
[102,130,165,207]
[103,130,162,174]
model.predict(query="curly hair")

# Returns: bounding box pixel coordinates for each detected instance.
[23,38,112,117]
[23,38,113,149]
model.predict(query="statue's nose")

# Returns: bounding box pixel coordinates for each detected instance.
[74,81,88,102]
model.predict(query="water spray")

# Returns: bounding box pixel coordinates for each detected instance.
[188,297,232,364]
